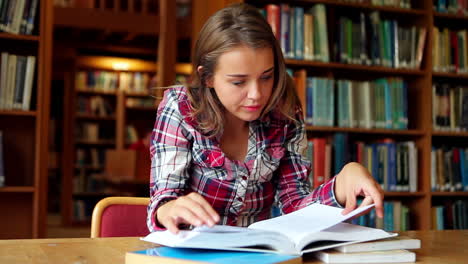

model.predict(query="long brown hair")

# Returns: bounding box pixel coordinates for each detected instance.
[187,3,300,137]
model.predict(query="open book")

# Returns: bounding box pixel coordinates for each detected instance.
[142,204,396,256]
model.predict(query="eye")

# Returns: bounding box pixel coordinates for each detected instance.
[261,75,273,81]
[232,80,245,86]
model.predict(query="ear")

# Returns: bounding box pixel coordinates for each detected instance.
[197,66,214,88]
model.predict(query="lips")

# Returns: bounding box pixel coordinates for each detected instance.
[243,105,261,112]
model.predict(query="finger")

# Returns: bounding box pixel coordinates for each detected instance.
[353,196,374,218]
[364,184,384,218]
[164,218,180,234]
[179,196,217,227]
[175,205,207,227]
[358,196,374,208]
[342,192,357,215]
[187,193,220,224]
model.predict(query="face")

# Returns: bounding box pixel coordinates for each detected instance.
[206,45,275,125]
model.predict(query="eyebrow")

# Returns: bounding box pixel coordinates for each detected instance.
[226,67,274,77]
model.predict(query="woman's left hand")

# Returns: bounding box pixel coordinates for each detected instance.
[334,162,384,218]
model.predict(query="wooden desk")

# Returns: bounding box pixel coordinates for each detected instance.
[0,230,466,263]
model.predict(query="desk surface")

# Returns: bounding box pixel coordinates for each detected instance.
[0,230,467,264]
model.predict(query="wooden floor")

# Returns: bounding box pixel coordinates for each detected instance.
[46,214,90,238]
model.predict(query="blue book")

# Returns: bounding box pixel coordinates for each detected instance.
[126,247,301,264]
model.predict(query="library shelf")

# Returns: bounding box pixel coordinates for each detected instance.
[431,192,468,197]
[433,12,468,21]
[73,192,111,198]
[286,60,426,76]
[384,191,426,197]
[432,72,468,80]
[125,106,157,111]
[431,131,468,137]
[53,7,191,39]
[75,114,116,121]
[0,111,37,117]
[76,90,117,96]
[305,126,425,136]
[75,166,104,170]
[75,140,116,146]
[254,0,426,15]
[0,32,40,42]
[0,186,35,193]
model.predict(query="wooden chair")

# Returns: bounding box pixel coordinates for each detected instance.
[91,196,150,238]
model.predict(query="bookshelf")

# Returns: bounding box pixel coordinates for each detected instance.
[198,0,468,231]
[60,55,192,225]
[49,0,192,226]
[0,0,52,238]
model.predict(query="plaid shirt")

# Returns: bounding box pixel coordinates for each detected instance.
[147,86,341,232]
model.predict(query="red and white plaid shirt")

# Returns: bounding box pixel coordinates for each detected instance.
[147,86,341,232]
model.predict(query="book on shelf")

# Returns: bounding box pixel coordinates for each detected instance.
[142,204,396,256]
[0,52,36,111]
[313,249,416,263]
[126,247,301,264]
[0,0,39,35]
[333,236,421,253]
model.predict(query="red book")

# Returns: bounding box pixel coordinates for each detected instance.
[266,4,281,40]
[312,138,326,188]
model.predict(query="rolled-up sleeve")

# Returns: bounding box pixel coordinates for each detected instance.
[275,110,342,214]
[147,89,193,232]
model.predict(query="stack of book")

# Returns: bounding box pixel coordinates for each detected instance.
[125,204,420,264]
[313,236,421,263]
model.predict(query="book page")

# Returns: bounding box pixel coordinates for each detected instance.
[142,225,298,255]
[296,222,396,252]
[248,203,375,246]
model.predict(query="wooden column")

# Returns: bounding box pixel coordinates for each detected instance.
[157,0,176,94]
[35,0,54,238]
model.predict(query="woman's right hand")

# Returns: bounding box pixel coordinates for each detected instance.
[156,192,220,234]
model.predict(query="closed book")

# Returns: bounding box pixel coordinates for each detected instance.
[126,247,301,264]
[333,236,420,253]
[314,249,416,263]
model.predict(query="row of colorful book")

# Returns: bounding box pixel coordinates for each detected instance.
[0,0,38,35]
[75,71,157,93]
[434,0,468,15]
[340,0,411,8]
[261,3,330,62]
[432,83,468,131]
[0,53,36,111]
[305,134,418,192]
[431,146,468,192]
[352,201,411,232]
[432,200,468,230]
[433,28,468,74]
[295,72,408,130]
[336,12,426,69]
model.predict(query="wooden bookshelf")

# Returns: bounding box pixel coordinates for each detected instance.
[58,52,191,225]
[198,0,468,231]
[0,0,53,238]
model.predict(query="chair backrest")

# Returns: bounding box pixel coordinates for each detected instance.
[91,196,150,238]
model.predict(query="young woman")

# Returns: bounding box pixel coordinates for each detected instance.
[147,3,384,234]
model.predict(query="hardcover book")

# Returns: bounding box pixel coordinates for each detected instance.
[126,247,301,264]
[142,204,395,256]
[333,236,421,253]
[314,249,416,263]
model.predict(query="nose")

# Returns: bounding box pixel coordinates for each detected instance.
[247,81,262,100]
